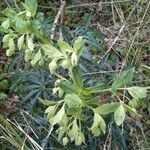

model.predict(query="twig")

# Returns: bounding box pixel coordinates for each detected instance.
[38,5,56,10]
[66,0,131,9]
[98,0,141,64]
[50,1,66,40]
[59,0,66,39]
[119,0,150,73]
[4,0,11,8]
[39,0,131,10]
[41,126,53,149]
[10,119,43,150]
[98,24,125,63]
[20,111,39,139]
[103,126,111,150]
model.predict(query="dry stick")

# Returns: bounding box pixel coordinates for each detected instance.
[98,0,141,64]
[39,0,131,10]
[111,0,116,25]
[119,1,149,103]
[98,24,125,63]
[114,2,125,23]
[20,111,39,139]
[10,119,43,150]
[4,0,11,8]
[39,5,56,10]
[66,0,131,9]
[59,0,66,39]
[119,1,150,73]
[50,1,66,40]
[41,126,54,149]
[19,110,69,150]
[103,126,112,150]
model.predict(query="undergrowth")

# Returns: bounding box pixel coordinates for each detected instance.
[0,0,150,149]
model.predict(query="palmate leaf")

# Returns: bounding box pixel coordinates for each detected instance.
[0,0,148,147]
[10,69,53,109]
[8,51,25,72]
[22,89,40,104]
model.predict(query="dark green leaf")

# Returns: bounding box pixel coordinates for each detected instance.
[65,94,82,108]
[73,36,84,52]
[38,98,57,106]
[25,0,37,16]
[73,36,84,59]
[15,17,29,33]
[95,103,120,115]
[111,67,134,95]
[71,65,83,89]
[58,80,78,94]
[83,96,99,108]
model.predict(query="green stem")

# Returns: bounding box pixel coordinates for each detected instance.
[54,72,67,81]
[86,86,150,94]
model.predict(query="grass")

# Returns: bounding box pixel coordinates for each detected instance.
[0,0,150,149]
